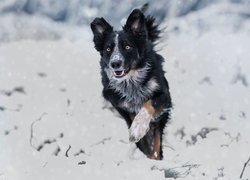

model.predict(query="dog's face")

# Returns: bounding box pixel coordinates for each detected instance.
[91,9,148,81]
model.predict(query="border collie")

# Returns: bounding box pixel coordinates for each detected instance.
[90,5,172,160]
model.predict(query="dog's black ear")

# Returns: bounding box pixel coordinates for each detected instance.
[90,18,113,52]
[91,17,113,35]
[124,9,146,36]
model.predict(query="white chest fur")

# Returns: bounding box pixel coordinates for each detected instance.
[117,77,159,113]
[107,64,159,113]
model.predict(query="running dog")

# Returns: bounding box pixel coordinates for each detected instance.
[90,6,172,160]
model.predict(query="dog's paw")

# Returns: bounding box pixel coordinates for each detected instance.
[129,108,152,143]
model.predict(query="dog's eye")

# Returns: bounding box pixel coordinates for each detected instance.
[106,47,111,52]
[125,45,131,50]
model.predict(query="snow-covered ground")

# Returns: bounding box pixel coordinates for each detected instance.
[1,2,250,180]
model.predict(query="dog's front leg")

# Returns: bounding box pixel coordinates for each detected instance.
[129,100,155,143]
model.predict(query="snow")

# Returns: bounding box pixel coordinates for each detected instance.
[1,1,250,180]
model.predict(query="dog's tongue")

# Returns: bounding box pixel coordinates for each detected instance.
[114,70,124,77]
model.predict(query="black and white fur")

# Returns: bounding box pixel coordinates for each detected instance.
[90,7,172,160]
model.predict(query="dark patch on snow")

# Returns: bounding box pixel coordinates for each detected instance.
[219,114,227,121]
[13,86,26,94]
[114,161,123,166]
[225,132,240,142]
[37,72,47,77]
[2,104,23,112]
[186,127,218,146]
[59,88,67,92]
[151,166,179,178]
[4,130,10,136]
[174,127,186,140]
[29,113,64,153]
[151,164,200,179]
[36,133,63,152]
[4,125,18,136]
[74,149,85,156]
[91,137,112,147]
[220,144,229,148]
[0,106,6,111]
[239,111,247,119]
[53,146,61,156]
[217,167,224,178]
[231,68,249,87]
[240,156,250,179]
[221,132,241,147]
[164,169,180,179]
[67,99,71,107]
[1,86,26,96]
[199,76,213,85]
[66,112,73,116]
[78,161,86,165]
[119,139,128,144]
[65,145,71,157]
[59,133,64,138]
[37,139,57,151]
[43,162,48,168]
[30,112,47,149]
[2,90,12,96]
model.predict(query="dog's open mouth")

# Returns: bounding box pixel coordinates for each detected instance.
[114,70,125,77]
[113,69,130,78]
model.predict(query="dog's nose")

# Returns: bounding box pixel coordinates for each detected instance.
[110,60,122,69]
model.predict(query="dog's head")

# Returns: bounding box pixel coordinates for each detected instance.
[90,9,149,80]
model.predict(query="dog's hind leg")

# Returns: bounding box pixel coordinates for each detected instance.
[149,127,162,160]
[135,123,163,160]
